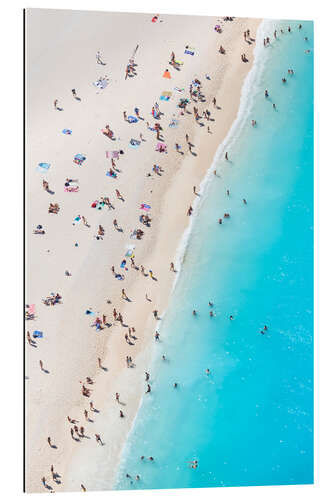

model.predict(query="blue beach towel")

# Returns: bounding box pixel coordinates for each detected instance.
[33,330,43,338]
[37,162,51,172]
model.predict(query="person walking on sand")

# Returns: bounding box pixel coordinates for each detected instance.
[115,392,120,403]
[170,262,175,272]
[47,436,52,447]
[122,289,129,300]
[70,428,74,439]
[95,433,103,445]
[98,357,102,369]
[116,189,124,200]
[123,111,127,122]
[225,152,229,161]
[82,215,89,227]
[81,484,87,492]
[145,372,150,381]
[96,51,105,65]
[41,476,46,487]
[146,384,151,393]
[120,410,125,418]
[26,331,33,345]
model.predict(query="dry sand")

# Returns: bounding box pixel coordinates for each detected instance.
[25,8,261,492]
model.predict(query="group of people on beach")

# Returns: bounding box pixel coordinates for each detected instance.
[27,17,305,492]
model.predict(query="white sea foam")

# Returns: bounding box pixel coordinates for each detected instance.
[172,19,277,290]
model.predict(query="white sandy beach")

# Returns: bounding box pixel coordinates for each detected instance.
[25,9,261,492]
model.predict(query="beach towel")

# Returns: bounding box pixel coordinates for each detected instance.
[106,150,120,160]
[160,91,172,101]
[62,129,72,135]
[127,115,138,123]
[73,154,86,166]
[33,330,43,338]
[73,215,81,225]
[163,69,171,79]
[155,142,167,152]
[28,304,35,315]
[37,162,51,172]
[85,309,95,315]
[106,171,117,178]
[174,60,183,66]
[129,139,141,148]
[93,78,109,89]
[174,87,184,93]
[140,203,151,211]
[184,46,195,55]
[65,186,79,192]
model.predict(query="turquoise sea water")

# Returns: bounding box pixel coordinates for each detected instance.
[116,19,313,490]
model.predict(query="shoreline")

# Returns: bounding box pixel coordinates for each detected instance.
[25,11,262,493]
[113,19,277,488]
[172,19,273,290]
